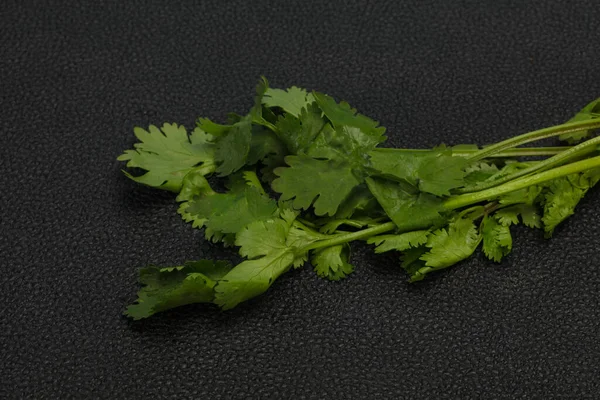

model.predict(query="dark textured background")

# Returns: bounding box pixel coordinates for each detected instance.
[2,0,600,398]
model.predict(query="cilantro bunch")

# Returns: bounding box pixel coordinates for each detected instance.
[119,78,600,319]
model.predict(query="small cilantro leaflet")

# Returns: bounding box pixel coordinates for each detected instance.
[262,86,315,117]
[498,185,542,205]
[313,92,386,143]
[186,186,278,234]
[367,150,426,186]
[369,147,468,196]
[236,218,290,259]
[118,124,215,192]
[400,246,429,280]
[495,204,541,228]
[176,168,216,229]
[481,216,512,262]
[494,207,520,226]
[210,78,271,177]
[311,244,355,281]
[246,128,288,184]
[214,115,253,176]
[274,103,326,154]
[125,260,232,320]
[196,118,231,136]
[272,156,362,216]
[235,208,317,271]
[366,177,446,232]
[214,251,295,310]
[559,98,600,144]
[367,230,429,253]
[306,125,381,168]
[419,218,481,272]
[334,184,382,220]
[463,161,500,185]
[541,177,586,237]
[246,128,287,167]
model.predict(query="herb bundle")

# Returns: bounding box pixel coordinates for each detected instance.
[119,78,600,319]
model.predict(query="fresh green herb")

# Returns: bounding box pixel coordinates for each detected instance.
[119,78,600,319]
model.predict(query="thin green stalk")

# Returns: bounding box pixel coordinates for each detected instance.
[457,136,600,193]
[296,218,318,229]
[466,119,600,162]
[444,155,600,210]
[374,146,571,158]
[299,221,397,252]
[292,220,331,239]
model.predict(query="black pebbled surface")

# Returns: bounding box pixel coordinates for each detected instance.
[2,1,600,398]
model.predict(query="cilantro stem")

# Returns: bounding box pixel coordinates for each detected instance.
[299,222,397,252]
[457,136,600,193]
[375,146,571,158]
[444,155,600,210]
[292,220,331,239]
[466,119,600,162]
[296,218,318,228]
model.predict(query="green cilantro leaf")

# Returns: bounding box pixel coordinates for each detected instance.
[235,208,317,269]
[246,128,286,165]
[368,149,427,186]
[176,169,216,229]
[186,186,278,234]
[582,167,600,187]
[196,118,231,136]
[541,177,586,237]
[494,204,541,228]
[481,216,512,262]
[236,218,289,259]
[118,124,216,192]
[274,103,327,155]
[241,170,266,194]
[559,98,600,143]
[206,78,271,177]
[368,147,467,196]
[520,205,542,228]
[125,260,232,320]
[204,228,236,247]
[333,184,382,219]
[312,92,386,143]
[366,177,446,232]
[272,156,362,216]
[367,230,429,253]
[311,244,355,281]
[246,128,288,182]
[262,86,315,117]
[416,149,468,196]
[417,218,481,278]
[479,161,536,184]
[286,227,322,268]
[400,246,428,278]
[214,115,253,176]
[214,250,295,310]
[306,125,382,168]
[176,170,241,246]
[498,185,542,205]
[463,161,500,185]
[494,206,520,226]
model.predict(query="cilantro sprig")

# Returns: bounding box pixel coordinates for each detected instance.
[119,78,600,319]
